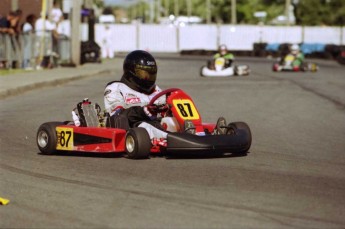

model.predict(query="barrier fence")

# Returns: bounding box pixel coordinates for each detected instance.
[1,24,344,69]
[94,24,345,53]
[0,31,70,70]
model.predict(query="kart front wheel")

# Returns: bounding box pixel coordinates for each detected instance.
[227,122,252,154]
[37,122,63,155]
[125,128,151,159]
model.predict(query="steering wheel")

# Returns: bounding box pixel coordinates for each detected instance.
[148,88,181,107]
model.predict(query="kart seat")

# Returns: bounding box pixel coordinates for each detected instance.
[75,99,102,127]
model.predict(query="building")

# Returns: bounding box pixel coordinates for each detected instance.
[0,0,42,29]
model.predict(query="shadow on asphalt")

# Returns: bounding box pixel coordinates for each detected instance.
[37,151,124,158]
[164,151,249,160]
[38,151,249,160]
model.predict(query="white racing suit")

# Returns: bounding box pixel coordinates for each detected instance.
[104,81,167,140]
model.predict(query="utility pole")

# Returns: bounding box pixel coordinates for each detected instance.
[174,0,179,18]
[285,0,291,26]
[164,0,170,17]
[11,0,18,11]
[231,0,237,24]
[186,0,191,18]
[156,0,161,23]
[71,0,81,66]
[84,0,93,8]
[149,0,154,23]
[206,0,211,24]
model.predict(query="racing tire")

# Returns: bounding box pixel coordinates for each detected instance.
[309,63,318,72]
[200,66,206,77]
[37,122,63,155]
[227,122,252,154]
[125,128,151,159]
[300,63,309,72]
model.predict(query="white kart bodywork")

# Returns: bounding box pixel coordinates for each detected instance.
[201,57,250,77]
[201,66,235,77]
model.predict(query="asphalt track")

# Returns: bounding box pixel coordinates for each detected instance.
[1,56,345,228]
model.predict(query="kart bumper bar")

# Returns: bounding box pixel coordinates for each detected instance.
[166,130,250,154]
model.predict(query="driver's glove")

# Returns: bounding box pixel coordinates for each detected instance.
[143,105,158,120]
[143,104,169,120]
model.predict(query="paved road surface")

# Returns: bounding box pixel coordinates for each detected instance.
[1,56,344,228]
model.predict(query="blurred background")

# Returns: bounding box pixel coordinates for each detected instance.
[0,0,344,69]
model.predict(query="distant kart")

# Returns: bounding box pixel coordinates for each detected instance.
[200,57,250,77]
[37,88,252,159]
[272,54,318,72]
[337,50,345,65]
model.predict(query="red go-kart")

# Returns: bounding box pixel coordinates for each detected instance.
[37,88,252,159]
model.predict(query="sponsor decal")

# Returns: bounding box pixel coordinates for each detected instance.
[147,61,156,66]
[125,93,141,104]
[104,89,111,96]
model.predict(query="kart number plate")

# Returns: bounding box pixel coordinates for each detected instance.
[215,58,225,66]
[172,99,199,120]
[285,55,294,61]
[56,127,74,150]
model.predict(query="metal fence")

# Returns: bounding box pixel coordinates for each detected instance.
[1,24,343,69]
[0,31,71,69]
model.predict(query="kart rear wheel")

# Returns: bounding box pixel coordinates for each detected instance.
[125,128,151,159]
[309,63,318,72]
[227,122,252,154]
[200,66,205,77]
[37,122,63,155]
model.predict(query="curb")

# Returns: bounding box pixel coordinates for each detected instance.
[0,69,112,100]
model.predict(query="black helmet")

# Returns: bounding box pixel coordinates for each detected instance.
[121,50,157,94]
[219,44,228,56]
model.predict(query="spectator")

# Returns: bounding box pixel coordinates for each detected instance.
[50,0,63,26]
[22,14,37,69]
[12,9,23,34]
[0,11,20,68]
[56,13,70,38]
[101,25,115,59]
[35,13,59,69]
[22,14,36,33]
[35,13,57,37]
[0,11,17,35]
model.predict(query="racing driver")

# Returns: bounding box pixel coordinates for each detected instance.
[213,44,234,68]
[287,44,305,70]
[104,50,171,145]
[104,50,228,146]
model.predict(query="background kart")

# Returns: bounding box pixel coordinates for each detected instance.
[37,88,252,159]
[200,57,250,77]
[337,50,345,65]
[272,54,318,72]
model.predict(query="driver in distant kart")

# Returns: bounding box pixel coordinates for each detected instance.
[284,44,305,70]
[104,50,169,145]
[209,44,234,69]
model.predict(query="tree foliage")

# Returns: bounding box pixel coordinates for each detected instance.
[295,0,345,25]
[126,0,344,26]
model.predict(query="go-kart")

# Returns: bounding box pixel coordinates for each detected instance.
[200,57,250,77]
[272,54,318,72]
[36,88,252,159]
[337,50,345,65]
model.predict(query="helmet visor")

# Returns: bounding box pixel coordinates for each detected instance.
[134,67,157,82]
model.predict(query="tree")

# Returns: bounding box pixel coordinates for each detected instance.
[295,0,345,26]
[124,0,344,25]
